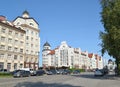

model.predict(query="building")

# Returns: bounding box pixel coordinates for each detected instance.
[0,11,40,71]
[0,16,26,71]
[88,53,103,70]
[13,11,40,70]
[42,41,103,70]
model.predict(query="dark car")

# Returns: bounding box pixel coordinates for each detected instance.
[62,69,71,75]
[13,70,30,77]
[73,70,80,74]
[50,69,60,74]
[36,70,45,76]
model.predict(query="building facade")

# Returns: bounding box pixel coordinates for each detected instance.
[42,41,103,70]
[0,11,40,71]
[13,11,40,70]
[0,16,26,71]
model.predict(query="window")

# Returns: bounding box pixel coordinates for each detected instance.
[20,41,24,45]
[0,45,5,50]
[36,39,38,41]
[20,56,23,60]
[26,29,29,33]
[8,54,12,59]
[14,63,17,70]
[20,49,23,53]
[0,62,4,69]
[26,36,29,40]
[8,38,12,43]
[31,50,33,54]
[31,31,33,35]
[1,36,5,42]
[25,57,28,62]
[31,44,33,47]
[19,64,23,68]
[20,33,24,38]
[26,50,28,53]
[1,28,6,33]
[15,40,18,45]
[31,58,33,62]
[15,32,18,37]
[14,47,18,52]
[8,46,12,51]
[7,63,11,71]
[30,23,34,26]
[17,22,20,25]
[26,43,29,46]
[31,37,33,41]
[0,54,5,58]
[8,30,12,35]
[36,32,38,36]
[14,55,17,60]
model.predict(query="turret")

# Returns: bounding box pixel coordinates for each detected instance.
[22,10,29,18]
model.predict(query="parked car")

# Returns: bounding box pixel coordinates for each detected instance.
[36,70,45,76]
[58,69,64,74]
[73,70,80,74]
[19,68,35,76]
[62,69,71,75]
[94,69,104,76]
[46,70,53,75]
[50,69,61,74]
[13,70,30,77]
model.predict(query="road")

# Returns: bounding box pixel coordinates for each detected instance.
[0,72,120,87]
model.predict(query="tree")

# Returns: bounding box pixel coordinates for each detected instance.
[100,0,120,75]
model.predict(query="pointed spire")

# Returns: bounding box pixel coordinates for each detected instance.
[22,10,29,18]
[43,41,51,47]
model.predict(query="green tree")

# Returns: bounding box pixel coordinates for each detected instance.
[100,0,120,75]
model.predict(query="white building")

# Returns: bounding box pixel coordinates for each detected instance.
[88,53,103,70]
[42,41,103,70]
[13,11,40,70]
[0,16,26,71]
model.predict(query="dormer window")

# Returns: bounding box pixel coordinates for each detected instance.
[30,23,34,26]
[17,22,20,25]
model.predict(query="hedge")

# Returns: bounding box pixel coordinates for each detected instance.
[0,72,12,76]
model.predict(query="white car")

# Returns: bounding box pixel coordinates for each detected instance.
[94,69,104,76]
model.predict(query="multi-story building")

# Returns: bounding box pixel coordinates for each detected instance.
[42,42,51,67]
[88,53,103,70]
[13,11,40,70]
[0,16,26,71]
[0,11,40,71]
[42,41,103,70]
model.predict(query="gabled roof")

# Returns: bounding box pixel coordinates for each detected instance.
[88,53,93,58]
[48,50,55,55]
[13,16,39,25]
[43,41,51,47]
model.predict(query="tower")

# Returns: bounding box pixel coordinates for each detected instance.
[43,41,51,51]
[42,42,51,67]
[13,11,40,70]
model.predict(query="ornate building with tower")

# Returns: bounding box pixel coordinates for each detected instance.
[0,11,40,71]
[42,41,103,70]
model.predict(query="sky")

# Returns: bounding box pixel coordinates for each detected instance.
[0,0,113,66]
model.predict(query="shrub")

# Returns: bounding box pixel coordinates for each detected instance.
[0,72,12,76]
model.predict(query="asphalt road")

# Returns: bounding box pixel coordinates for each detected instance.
[0,72,120,87]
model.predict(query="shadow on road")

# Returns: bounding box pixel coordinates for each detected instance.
[14,82,84,87]
[71,72,120,80]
